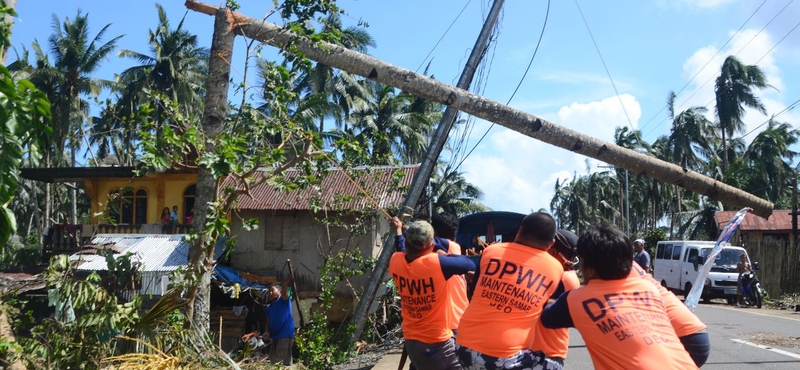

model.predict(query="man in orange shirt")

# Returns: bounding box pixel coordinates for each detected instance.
[456,212,564,370]
[541,224,697,370]
[629,263,710,366]
[430,213,470,334]
[530,229,581,370]
[390,220,478,370]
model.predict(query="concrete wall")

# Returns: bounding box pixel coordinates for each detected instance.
[230,209,389,296]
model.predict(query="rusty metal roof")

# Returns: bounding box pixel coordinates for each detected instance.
[0,272,46,296]
[221,165,419,211]
[714,210,793,231]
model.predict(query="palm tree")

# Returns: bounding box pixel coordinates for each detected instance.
[663,91,716,236]
[348,82,435,165]
[612,126,648,232]
[113,3,208,152]
[666,92,716,171]
[420,163,488,218]
[738,119,799,204]
[550,173,590,234]
[88,100,139,166]
[34,11,121,223]
[117,4,208,108]
[714,55,770,171]
[678,201,721,240]
[257,59,343,133]
[294,14,375,134]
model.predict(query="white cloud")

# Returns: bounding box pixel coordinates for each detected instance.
[460,94,642,214]
[691,0,737,8]
[557,94,642,141]
[657,0,736,10]
[676,28,796,145]
[738,96,800,144]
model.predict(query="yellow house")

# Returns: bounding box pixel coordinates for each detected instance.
[21,166,198,256]
[23,166,198,226]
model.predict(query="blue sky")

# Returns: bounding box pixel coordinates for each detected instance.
[11,0,800,214]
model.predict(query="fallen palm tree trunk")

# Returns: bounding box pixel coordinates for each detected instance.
[184,0,773,218]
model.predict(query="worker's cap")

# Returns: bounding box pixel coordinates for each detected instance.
[553,229,578,260]
[634,238,645,245]
[406,220,434,249]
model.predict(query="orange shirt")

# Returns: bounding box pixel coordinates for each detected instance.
[457,242,564,358]
[389,252,451,343]
[445,240,469,330]
[531,270,580,358]
[566,276,698,370]
[630,264,706,337]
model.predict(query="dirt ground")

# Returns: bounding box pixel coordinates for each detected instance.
[746,331,800,349]
[332,337,404,370]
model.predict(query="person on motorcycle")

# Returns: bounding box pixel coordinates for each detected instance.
[736,253,751,306]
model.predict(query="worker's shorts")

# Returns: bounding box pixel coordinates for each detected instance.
[405,338,461,370]
[269,337,293,365]
[455,343,548,370]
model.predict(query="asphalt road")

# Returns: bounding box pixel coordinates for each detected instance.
[564,302,800,369]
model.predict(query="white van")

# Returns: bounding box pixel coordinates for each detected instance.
[653,240,749,302]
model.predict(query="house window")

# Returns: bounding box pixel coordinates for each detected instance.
[183,184,196,222]
[108,188,148,224]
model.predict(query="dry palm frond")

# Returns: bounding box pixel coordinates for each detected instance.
[101,335,181,370]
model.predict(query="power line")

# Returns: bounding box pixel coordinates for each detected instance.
[755,16,800,65]
[709,96,800,169]
[574,0,634,130]
[740,96,800,139]
[643,0,796,139]
[450,0,551,172]
[414,0,474,73]
[638,0,767,133]
[445,0,501,169]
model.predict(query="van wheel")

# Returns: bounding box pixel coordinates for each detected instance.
[684,283,692,297]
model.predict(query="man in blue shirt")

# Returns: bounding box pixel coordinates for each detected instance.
[265,275,295,365]
[633,239,650,271]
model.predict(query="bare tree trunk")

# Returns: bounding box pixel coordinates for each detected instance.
[43,152,51,253]
[70,143,77,224]
[184,6,235,334]
[0,0,17,65]
[184,2,773,218]
[721,129,729,172]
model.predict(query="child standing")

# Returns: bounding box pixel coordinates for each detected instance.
[170,205,179,233]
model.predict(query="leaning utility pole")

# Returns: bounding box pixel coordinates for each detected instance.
[347,0,506,345]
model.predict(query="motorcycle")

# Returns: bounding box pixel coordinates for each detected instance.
[740,261,766,308]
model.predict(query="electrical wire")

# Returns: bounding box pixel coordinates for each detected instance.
[574,0,634,130]
[638,0,768,133]
[415,0,474,73]
[644,13,800,139]
[450,0,551,172]
[740,96,800,139]
[643,0,795,139]
[450,13,499,159]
